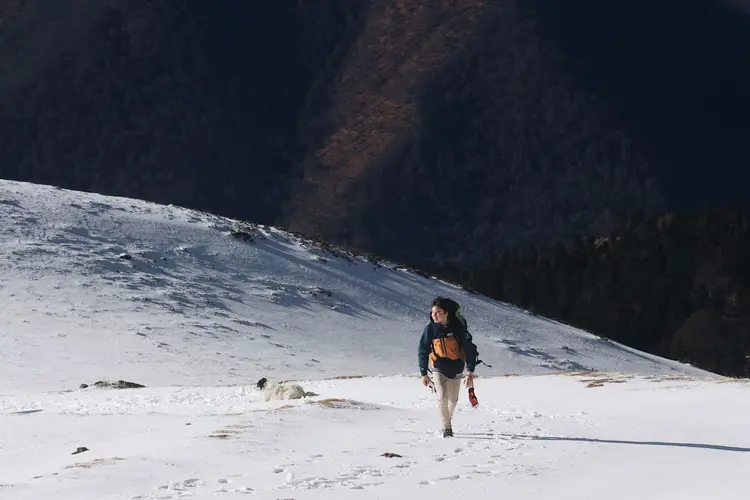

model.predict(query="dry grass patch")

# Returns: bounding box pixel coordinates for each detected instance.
[566,370,600,377]
[644,374,698,383]
[313,398,380,410]
[208,427,244,439]
[579,373,634,388]
[716,377,750,384]
[316,398,359,408]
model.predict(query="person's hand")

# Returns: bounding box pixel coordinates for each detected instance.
[421,375,431,386]
[464,371,475,387]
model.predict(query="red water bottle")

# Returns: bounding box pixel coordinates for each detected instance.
[468,387,478,407]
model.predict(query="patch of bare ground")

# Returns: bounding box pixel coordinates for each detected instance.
[64,457,125,469]
[643,374,700,383]
[554,371,636,388]
[716,377,750,384]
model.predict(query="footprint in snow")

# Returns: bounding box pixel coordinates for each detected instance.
[419,475,462,487]
[277,472,385,491]
[156,478,203,494]
[352,481,385,489]
[215,478,243,494]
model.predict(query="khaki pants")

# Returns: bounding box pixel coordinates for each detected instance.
[434,372,461,429]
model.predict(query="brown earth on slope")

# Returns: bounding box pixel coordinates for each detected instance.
[284,0,488,237]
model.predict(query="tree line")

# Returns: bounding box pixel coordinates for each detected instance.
[437,204,750,377]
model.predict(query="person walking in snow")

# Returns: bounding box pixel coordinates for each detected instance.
[418,296,478,437]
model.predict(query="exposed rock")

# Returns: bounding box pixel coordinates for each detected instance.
[90,380,145,389]
[230,229,255,242]
[310,287,332,298]
[72,447,89,455]
[381,452,402,458]
[10,409,43,415]
[230,223,265,243]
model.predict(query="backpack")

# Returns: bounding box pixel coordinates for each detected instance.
[433,297,492,369]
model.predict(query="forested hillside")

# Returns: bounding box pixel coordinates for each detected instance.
[1,0,748,267]
[439,204,750,377]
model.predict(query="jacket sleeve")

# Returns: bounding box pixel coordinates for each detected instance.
[418,325,431,376]
[459,326,478,372]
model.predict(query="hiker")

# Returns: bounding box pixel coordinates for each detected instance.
[418,296,479,437]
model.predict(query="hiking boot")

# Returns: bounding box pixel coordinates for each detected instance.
[443,427,453,438]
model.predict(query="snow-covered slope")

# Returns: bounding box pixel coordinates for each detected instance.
[0,180,708,393]
[4,179,746,500]
[4,374,749,500]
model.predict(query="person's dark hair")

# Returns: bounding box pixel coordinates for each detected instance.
[432,296,459,315]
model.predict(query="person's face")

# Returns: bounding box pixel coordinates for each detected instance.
[431,306,448,325]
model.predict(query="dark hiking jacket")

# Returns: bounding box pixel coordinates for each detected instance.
[418,314,478,378]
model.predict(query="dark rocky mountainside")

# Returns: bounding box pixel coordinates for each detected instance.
[0,0,311,223]
[1,0,750,376]
[2,0,749,268]
[0,0,750,263]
